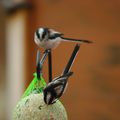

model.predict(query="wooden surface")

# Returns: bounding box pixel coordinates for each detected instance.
[26,0,120,120]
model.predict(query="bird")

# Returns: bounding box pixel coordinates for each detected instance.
[43,71,73,105]
[34,27,92,50]
[43,44,80,105]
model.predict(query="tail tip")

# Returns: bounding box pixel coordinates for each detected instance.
[84,40,93,43]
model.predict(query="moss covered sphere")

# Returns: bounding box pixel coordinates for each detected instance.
[13,93,68,120]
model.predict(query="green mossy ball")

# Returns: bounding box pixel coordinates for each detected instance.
[13,93,68,120]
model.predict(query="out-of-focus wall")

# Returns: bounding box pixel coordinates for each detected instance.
[1,0,120,120]
[0,3,6,120]
[1,1,28,120]
[26,0,120,120]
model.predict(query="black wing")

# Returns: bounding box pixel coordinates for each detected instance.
[49,33,64,39]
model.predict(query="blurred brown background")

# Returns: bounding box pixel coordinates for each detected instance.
[0,0,120,120]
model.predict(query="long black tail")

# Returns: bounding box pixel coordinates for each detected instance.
[61,37,92,43]
[62,44,80,75]
[36,50,41,79]
[36,50,49,79]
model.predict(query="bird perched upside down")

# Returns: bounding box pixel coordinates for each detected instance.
[43,72,73,105]
[34,27,92,49]
[43,44,80,105]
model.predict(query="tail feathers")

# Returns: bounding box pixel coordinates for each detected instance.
[53,72,73,82]
[36,50,40,66]
[62,44,80,75]
[62,71,73,78]
[61,37,93,43]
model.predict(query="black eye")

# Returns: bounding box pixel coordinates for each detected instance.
[42,28,49,39]
[36,29,40,39]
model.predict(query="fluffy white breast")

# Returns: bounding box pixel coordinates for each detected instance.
[41,37,62,49]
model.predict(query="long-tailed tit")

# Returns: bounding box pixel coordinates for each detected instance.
[43,44,80,105]
[43,71,73,105]
[34,27,92,49]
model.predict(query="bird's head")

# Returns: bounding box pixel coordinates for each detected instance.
[35,27,50,41]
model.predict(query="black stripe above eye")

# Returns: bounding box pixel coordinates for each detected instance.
[36,29,40,39]
[42,28,49,39]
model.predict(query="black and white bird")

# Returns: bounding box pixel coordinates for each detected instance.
[43,44,80,105]
[43,71,73,105]
[34,27,92,49]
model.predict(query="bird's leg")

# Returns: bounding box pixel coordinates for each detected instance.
[40,49,49,65]
[48,49,52,82]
